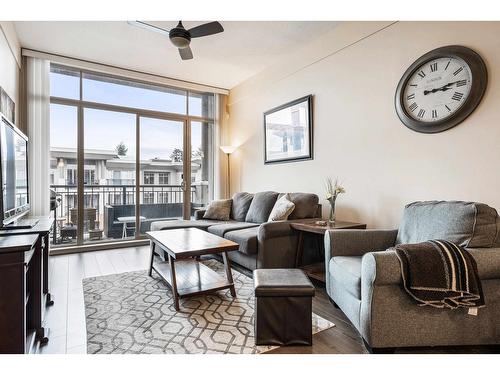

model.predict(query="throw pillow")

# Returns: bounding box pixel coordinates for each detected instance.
[268,193,296,221]
[287,193,319,219]
[203,199,232,221]
[231,192,254,221]
[245,191,280,223]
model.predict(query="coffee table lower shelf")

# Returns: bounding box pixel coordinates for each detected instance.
[152,258,235,298]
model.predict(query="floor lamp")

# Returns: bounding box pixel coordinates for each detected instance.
[220,146,237,198]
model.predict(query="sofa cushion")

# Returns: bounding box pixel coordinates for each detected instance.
[231,192,254,221]
[286,193,319,219]
[396,201,500,248]
[329,256,362,299]
[268,193,295,221]
[203,199,232,221]
[245,191,279,223]
[150,219,232,232]
[224,227,259,255]
[208,222,259,237]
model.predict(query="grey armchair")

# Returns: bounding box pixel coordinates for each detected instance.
[325,201,500,353]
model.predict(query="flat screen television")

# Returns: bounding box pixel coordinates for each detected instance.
[0,113,30,226]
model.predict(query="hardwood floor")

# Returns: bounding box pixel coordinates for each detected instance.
[40,246,151,354]
[41,246,492,354]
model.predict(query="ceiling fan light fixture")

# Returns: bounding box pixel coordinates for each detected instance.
[130,20,224,61]
[170,36,190,49]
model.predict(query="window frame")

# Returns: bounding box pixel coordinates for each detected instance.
[50,64,215,121]
[81,70,189,115]
[49,63,216,249]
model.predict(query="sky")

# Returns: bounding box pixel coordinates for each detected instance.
[49,71,209,160]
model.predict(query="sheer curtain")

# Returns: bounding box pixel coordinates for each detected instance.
[25,57,50,216]
[215,93,230,199]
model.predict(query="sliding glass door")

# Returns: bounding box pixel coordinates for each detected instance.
[138,117,187,236]
[49,64,215,248]
[83,108,136,244]
[190,120,215,213]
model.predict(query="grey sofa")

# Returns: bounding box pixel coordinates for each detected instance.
[151,191,321,270]
[325,201,500,353]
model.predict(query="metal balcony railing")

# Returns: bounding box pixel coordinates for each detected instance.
[50,183,203,226]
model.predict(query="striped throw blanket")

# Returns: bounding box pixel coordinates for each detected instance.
[394,240,485,310]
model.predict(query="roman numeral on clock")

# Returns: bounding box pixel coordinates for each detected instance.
[453,66,463,76]
[407,93,415,100]
[409,102,418,112]
[417,109,425,118]
[430,62,438,72]
[418,70,426,78]
[432,109,438,119]
[456,80,467,87]
[445,105,451,112]
[452,92,464,101]
[445,60,451,70]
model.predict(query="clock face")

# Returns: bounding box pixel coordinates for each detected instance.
[402,57,472,123]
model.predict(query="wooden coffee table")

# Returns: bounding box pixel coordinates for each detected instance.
[146,228,239,311]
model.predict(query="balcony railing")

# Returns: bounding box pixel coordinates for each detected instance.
[50,183,208,246]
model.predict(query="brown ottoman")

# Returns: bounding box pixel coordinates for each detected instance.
[253,268,315,346]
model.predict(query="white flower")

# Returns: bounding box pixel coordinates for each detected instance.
[325,177,346,200]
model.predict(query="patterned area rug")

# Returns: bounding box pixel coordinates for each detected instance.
[83,259,334,354]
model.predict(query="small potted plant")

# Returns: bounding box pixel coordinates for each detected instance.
[325,177,345,225]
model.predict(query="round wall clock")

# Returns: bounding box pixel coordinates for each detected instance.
[395,45,487,133]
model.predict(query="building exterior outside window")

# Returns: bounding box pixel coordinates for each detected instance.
[158,192,168,203]
[84,169,95,185]
[67,169,77,185]
[158,172,169,185]
[143,192,154,204]
[143,172,155,185]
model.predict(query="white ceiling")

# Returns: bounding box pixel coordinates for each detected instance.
[14,21,339,89]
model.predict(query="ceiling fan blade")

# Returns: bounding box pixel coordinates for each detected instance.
[127,21,170,36]
[179,46,193,60]
[188,21,224,38]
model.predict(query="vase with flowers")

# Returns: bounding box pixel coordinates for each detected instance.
[325,177,345,225]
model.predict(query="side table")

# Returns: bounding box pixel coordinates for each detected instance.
[290,220,366,282]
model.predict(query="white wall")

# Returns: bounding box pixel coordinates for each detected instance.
[227,21,500,228]
[0,22,21,126]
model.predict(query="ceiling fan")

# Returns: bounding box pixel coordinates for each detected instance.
[128,20,224,60]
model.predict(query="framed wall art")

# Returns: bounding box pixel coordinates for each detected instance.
[263,95,313,164]
[0,87,15,124]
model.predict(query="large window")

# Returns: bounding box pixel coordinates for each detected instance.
[191,120,214,212]
[139,117,185,235]
[49,64,216,248]
[82,72,187,114]
[50,66,80,100]
[83,108,136,244]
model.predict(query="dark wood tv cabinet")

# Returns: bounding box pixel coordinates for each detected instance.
[0,217,55,307]
[0,216,55,353]
[0,234,42,353]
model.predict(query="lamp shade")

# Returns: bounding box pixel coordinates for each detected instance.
[220,145,237,154]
